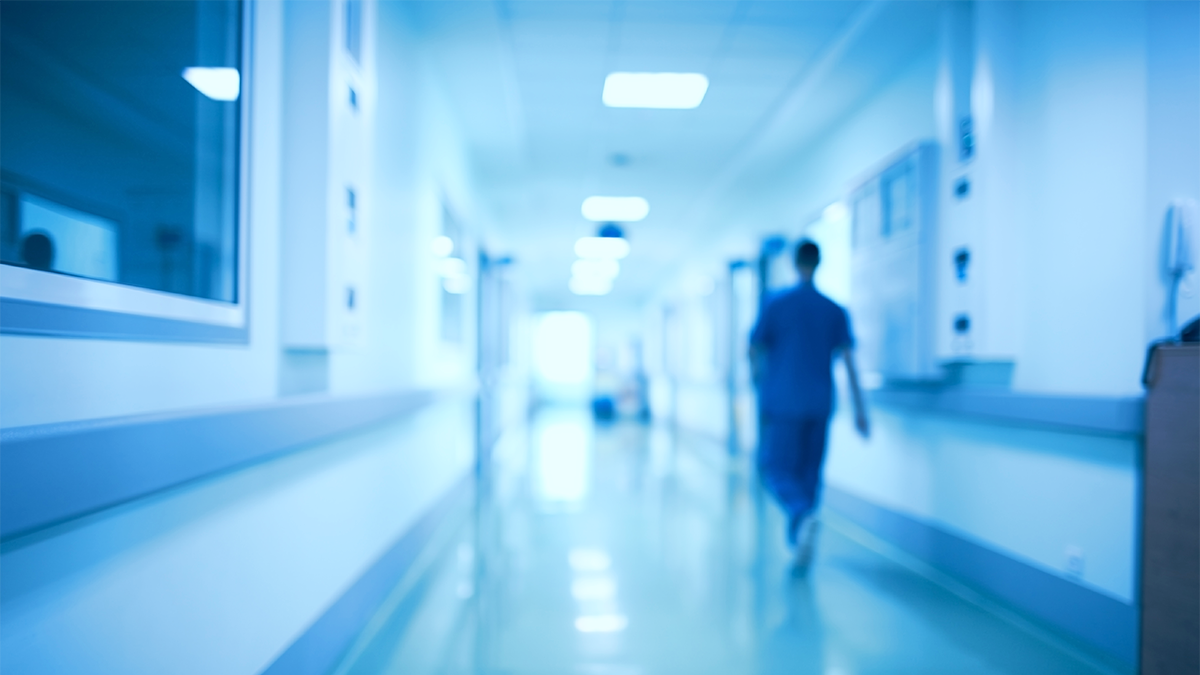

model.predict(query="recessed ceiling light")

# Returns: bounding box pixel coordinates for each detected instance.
[571,577,618,601]
[443,274,471,294]
[572,259,620,280]
[602,72,708,109]
[581,196,649,222]
[569,276,613,296]
[430,235,454,257]
[575,237,630,260]
[182,67,240,101]
[823,202,849,222]
[575,614,628,633]
[437,257,466,277]
[568,548,612,571]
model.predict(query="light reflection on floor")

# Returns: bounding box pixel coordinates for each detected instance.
[335,406,1128,675]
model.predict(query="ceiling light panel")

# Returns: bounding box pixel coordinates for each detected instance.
[620,0,739,23]
[569,276,613,296]
[572,259,620,279]
[574,237,630,260]
[182,67,240,101]
[581,196,649,222]
[602,72,709,109]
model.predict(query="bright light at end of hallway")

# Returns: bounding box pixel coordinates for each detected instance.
[568,548,611,572]
[602,72,708,109]
[581,196,649,222]
[181,67,240,101]
[575,614,628,633]
[533,312,593,385]
[536,422,590,503]
[823,201,849,222]
[574,237,630,260]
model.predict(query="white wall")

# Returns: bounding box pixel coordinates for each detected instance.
[0,3,495,672]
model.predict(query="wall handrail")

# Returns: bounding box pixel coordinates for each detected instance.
[0,387,475,542]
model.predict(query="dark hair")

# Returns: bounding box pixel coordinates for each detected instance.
[21,232,54,271]
[795,239,820,269]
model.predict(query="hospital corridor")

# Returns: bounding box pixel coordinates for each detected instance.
[0,1,1197,674]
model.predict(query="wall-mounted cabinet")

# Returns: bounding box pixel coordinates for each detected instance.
[849,142,940,383]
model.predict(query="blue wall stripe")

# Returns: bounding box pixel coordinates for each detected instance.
[0,389,462,540]
[261,473,473,675]
[824,486,1138,666]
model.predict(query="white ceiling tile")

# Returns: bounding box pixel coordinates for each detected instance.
[504,0,617,23]
[619,1,741,25]
[724,24,825,59]
[740,0,864,25]
[614,21,729,62]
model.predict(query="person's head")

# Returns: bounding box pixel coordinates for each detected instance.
[21,232,54,271]
[794,239,820,281]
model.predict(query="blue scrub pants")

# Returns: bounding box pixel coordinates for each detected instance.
[757,415,830,520]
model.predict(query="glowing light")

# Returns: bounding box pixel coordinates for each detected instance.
[581,196,649,222]
[442,274,470,294]
[602,72,708,109]
[182,67,240,101]
[574,237,630,260]
[575,614,628,633]
[572,259,619,280]
[431,235,454,257]
[571,577,617,601]
[536,422,590,502]
[533,313,593,385]
[568,548,611,572]
[823,202,849,222]
[569,276,613,296]
[437,257,466,277]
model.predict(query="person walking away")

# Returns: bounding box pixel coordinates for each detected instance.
[750,240,869,568]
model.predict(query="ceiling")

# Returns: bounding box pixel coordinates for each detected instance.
[406,0,943,309]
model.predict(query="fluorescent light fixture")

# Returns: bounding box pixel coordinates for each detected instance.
[603,72,708,109]
[581,196,649,222]
[568,548,612,572]
[431,235,454,257]
[574,237,630,260]
[571,577,618,601]
[437,257,466,278]
[182,67,240,101]
[575,614,628,633]
[572,259,619,280]
[570,276,613,296]
[443,274,471,294]
[823,202,849,222]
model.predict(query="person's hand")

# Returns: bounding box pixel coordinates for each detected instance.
[855,411,870,438]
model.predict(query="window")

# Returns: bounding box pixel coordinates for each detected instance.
[0,1,247,341]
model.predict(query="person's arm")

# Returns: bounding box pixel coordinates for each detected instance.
[841,346,870,438]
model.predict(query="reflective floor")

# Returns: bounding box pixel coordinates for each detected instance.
[334,407,1125,675]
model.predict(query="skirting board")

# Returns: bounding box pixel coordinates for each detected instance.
[0,388,474,540]
[824,486,1138,666]
[261,472,474,675]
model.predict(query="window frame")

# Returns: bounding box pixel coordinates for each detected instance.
[0,0,251,343]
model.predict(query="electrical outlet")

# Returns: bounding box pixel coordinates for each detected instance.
[1065,545,1085,578]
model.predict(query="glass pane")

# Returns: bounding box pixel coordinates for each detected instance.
[0,1,242,302]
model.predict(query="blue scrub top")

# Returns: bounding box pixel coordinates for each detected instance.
[750,282,854,419]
